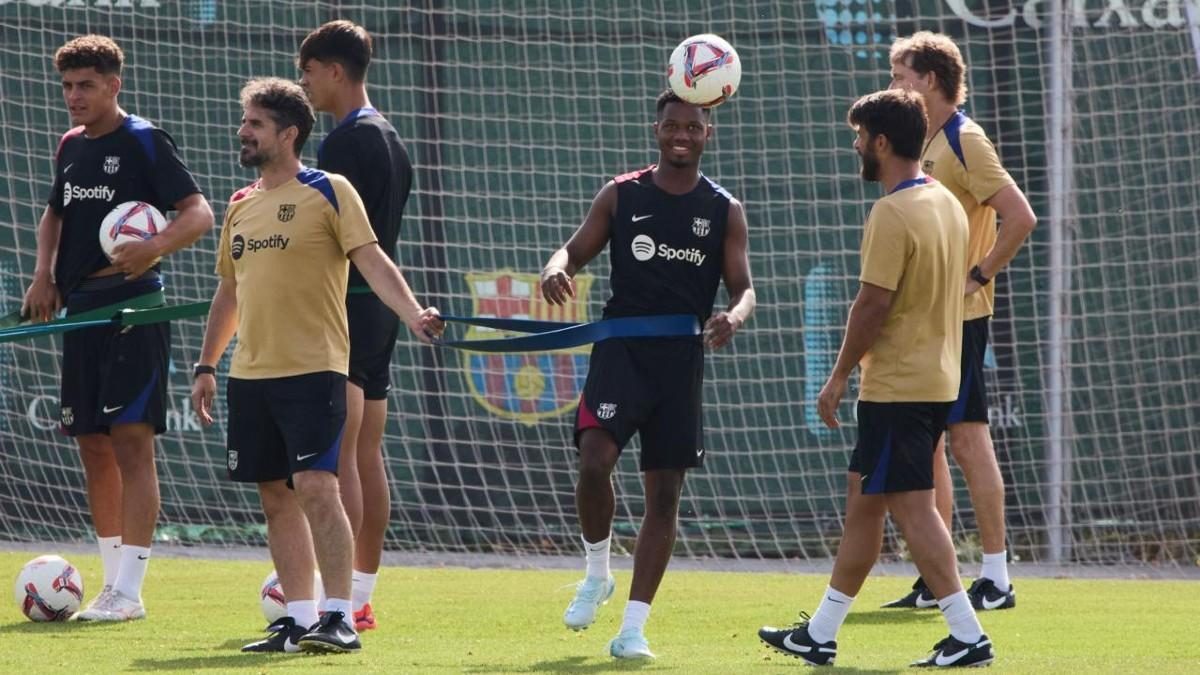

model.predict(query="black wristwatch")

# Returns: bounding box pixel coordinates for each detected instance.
[969,265,992,286]
[193,363,217,379]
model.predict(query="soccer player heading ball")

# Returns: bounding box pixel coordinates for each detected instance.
[541,89,756,659]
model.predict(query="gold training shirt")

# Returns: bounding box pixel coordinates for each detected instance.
[921,112,1015,321]
[858,177,969,403]
[216,168,377,379]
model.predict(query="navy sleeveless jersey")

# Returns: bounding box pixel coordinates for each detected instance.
[317,108,413,289]
[47,115,201,295]
[602,166,731,322]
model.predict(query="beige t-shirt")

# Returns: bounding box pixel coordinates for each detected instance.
[921,112,1016,321]
[217,168,377,379]
[858,177,970,402]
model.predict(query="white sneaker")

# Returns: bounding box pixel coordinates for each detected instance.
[609,628,655,659]
[75,589,145,621]
[76,584,113,619]
[563,575,615,631]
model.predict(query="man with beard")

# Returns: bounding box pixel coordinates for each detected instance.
[190,77,441,654]
[542,89,755,659]
[758,89,993,668]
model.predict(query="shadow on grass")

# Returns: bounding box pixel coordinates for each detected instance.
[0,619,125,634]
[844,609,943,626]
[462,655,661,673]
[125,637,311,671]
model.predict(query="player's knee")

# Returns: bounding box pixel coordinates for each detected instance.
[577,437,618,480]
[292,470,342,508]
[644,473,685,519]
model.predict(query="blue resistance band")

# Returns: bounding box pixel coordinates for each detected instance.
[435,314,700,352]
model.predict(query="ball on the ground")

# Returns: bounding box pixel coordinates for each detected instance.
[260,569,326,623]
[99,201,168,262]
[667,34,741,107]
[13,554,84,622]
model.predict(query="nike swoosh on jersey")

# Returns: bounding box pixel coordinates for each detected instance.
[297,452,319,461]
[782,633,813,653]
[102,405,124,414]
[631,214,653,222]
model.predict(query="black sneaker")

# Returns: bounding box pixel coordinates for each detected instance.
[967,578,1015,611]
[758,612,837,666]
[297,610,361,653]
[882,577,938,609]
[241,617,307,653]
[911,634,995,668]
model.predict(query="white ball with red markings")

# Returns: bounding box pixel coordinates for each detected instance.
[667,34,742,107]
[13,555,84,622]
[260,569,326,623]
[98,200,168,262]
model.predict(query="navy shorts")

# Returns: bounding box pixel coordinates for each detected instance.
[849,400,952,494]
[347,293,399,401]
[60,275,169,436]
[226,371,347,483]
[574,337,705,472]
[947,317,990,425]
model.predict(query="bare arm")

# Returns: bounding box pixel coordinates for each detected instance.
[817,282,895,428]
[968,184,1037,294]
[348,243,442,344]
[541,181,617,305]
[190,276,238,426]
[21,206,63,322]
[111,193,216,280]
[704,198,756,349]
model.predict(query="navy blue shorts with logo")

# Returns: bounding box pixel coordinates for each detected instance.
[226,371,347,484]
[574,337,705,472]
[947,316,990,425]
[60,274,170,436]
[849,400,952,495]
[347,292,400,401]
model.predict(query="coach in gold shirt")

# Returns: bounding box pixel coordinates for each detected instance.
[189,78,441,655]
[884,32,1037,612]
[759,89,995,668]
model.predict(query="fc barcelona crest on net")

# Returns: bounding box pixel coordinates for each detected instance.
[461,270,594,425]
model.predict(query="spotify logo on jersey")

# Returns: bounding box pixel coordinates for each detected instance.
[231,234,246,260]
[631,234,656,261]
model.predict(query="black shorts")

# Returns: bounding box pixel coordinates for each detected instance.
[849,400,951,495]
[947,317,990,425]
[574,337,704,472]
[60,276,170,436]
[347,292,399,400]
[226,371,347,483]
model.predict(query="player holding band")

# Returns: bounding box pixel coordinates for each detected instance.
[22,34,213,621]
[542,89,755,659]
[190,77,441,653]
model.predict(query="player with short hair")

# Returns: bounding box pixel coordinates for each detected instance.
[884,31,1037,611]
[542,89,755,659]
[189,77,440,654]
[298,19,415,631]
[21,34,213,621]
[758,89,993,668]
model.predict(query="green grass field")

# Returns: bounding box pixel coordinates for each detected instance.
[2,551,1196,673]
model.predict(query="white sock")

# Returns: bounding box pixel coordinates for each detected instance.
[619,600,651,633]
[113,545,150,599]
[980,551,1010,591]
[583,534,611,581]
[287,600,319,629]
[352,570,378,611]
[938,590,984,643]
[326,597,354,620]
[97,536,121,588]
[806,586,855,644]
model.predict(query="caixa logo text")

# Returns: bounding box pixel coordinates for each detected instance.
[25,393,201,432]
[945,0,1194,30]
[4,1,162,7]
